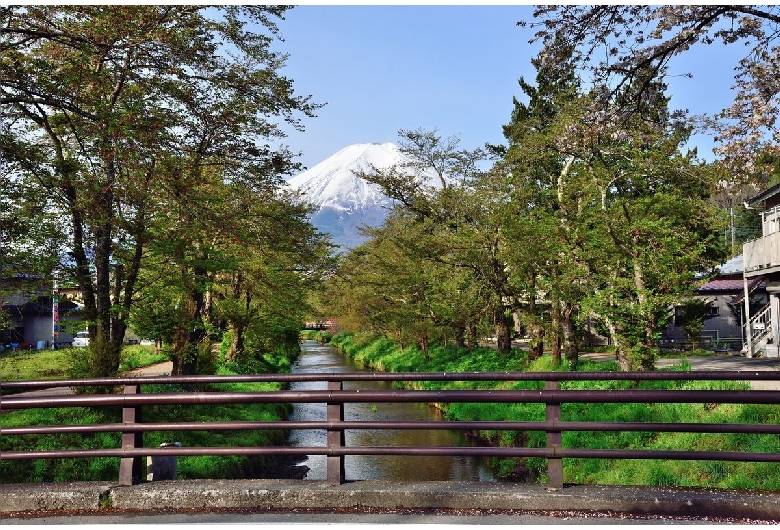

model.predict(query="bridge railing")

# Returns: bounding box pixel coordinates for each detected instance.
[3,370,780,488]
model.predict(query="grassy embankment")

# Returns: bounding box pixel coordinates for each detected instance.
[320,331,780,491]
[0,343,298,483]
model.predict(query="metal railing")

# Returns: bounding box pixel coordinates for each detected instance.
[3,371,780,489]
[747,302,773,345]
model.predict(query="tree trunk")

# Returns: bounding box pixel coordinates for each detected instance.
[454,325,466,349]
[226,322,246,364]
[633,259,656,371]
[563,301,578,365]
[550,301,562,367]
[495,307,512,354]
[172,261,210,375]
[466,324,478,351]
[526,278,544,361]
[93,162,121,376]
[418,333,429,360]
[528,323,544,361]
[605,317,631,372]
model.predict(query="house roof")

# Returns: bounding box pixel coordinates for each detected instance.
[699,279,752,292]
[747,182,780,206]
[715,254,743,276]
[1,297,79,316]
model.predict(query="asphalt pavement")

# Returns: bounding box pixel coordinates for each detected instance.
[582,351,780,389]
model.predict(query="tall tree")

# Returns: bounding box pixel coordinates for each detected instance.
[0,6,320,375]
[524,5,780,184]
[490,38,584,366]
[495,40,725,370]
[556,77,725,370]
[359,129,521,354]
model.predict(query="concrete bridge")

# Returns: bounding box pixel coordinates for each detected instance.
[5,357,780,522]
[3,478,780,523]
[301,320,333,331]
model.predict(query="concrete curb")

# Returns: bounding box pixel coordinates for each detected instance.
[2,479,780,520]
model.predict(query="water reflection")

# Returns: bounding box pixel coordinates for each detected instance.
[288,340,495,482]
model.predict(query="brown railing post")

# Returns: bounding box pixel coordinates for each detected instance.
[118,384,143,486]
[545,380,563,489]
[326,380,345,484]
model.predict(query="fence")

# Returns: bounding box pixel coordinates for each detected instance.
[3,370,780,489]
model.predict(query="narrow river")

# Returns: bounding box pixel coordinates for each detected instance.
[287,340,496,481]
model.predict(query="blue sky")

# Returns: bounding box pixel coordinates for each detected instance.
[271,5,744,173]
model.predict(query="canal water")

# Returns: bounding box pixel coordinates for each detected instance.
[287,340,495,482]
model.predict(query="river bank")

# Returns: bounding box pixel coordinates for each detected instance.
[322,331,780,489]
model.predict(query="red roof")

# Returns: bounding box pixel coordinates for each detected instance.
[699,278,764,292]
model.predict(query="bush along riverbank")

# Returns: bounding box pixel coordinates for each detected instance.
[324,331,780,490]
[0,341,304,484]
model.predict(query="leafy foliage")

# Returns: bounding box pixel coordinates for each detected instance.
[524,6,780,185]
[0,6,325,376]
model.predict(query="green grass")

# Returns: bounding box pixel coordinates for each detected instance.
[325,331,780,491]
[139,379,292,480]
[0,344,169,381]
[0,345,297,484]
[0,348,72,380]
[0,406,123,482]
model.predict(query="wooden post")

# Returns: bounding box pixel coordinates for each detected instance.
[545,380,563,489]
[118,384,143,486]
[326,380,345,484]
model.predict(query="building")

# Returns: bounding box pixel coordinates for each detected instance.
[661,255,766,352]
[1,284,83,350]
[741,182,780,357]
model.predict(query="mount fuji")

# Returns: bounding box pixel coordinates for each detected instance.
[287,142,426,249]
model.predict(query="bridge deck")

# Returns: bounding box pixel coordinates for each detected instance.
[2,478,780,521]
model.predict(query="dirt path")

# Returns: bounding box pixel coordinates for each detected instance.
[123,361,173,377]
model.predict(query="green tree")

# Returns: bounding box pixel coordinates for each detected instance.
[524,6,780,184]
[210,189,334,371]
[495,41,726,370]
[565,80,725,370]
[0,6,319,376]
[676,298,715,349]
[358,129,520,354]
[490,38,584,366]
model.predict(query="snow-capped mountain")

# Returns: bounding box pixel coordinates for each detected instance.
[287,142,428,249]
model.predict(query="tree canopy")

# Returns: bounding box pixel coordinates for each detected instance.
[524,6,780,184]
[323,43,726,370]
[1,6,329,376]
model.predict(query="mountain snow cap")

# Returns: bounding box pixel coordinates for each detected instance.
[286,142,435,212]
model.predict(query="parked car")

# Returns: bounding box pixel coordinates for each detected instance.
[72,331,90,348]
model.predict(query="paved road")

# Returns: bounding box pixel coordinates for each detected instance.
[0,509,722,525]
[582,352,780,389]
[8,354,780,398]
[124,360,172,377]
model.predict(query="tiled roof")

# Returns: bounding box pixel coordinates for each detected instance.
[699,278,765,293]
[699,279,753,292]
[747,182,780,206]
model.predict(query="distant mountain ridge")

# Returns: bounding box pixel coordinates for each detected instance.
[286,142,420,249]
